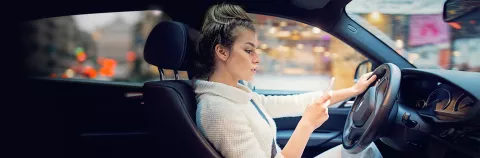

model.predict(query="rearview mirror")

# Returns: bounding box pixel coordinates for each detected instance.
[443,0,480,22]
[354,60,374,83]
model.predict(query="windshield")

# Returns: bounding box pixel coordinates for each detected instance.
[346,0,480,72]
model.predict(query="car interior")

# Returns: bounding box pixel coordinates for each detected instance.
[15,0,480,158]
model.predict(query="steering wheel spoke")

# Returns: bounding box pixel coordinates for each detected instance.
[346,122,366,141]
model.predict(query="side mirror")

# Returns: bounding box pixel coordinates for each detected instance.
[354,60,374,83]
[443,0,480,22]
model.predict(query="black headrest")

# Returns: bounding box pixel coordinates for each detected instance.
[144,21,199,71]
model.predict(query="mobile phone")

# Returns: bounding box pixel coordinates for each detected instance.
[324,77,335,95]
[311,77,336,104]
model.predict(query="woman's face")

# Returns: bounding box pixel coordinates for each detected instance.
[224,29,260,82]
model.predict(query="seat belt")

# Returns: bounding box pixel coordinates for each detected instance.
[239,80,277,157]
[250,99,278,158]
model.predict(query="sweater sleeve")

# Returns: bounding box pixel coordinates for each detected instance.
[253,91,324,118]
[197,101,274,158]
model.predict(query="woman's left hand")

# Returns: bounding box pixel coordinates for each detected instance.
[351,72,377,95]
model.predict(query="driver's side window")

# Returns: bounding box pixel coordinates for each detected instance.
[248,13,368,93]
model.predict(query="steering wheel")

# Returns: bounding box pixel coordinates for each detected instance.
[342,63,402,154]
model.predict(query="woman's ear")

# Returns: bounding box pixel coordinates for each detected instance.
[214,44,230,61]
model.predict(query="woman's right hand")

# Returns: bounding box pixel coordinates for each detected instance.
[281,91,332,158]
[300,91,332,131]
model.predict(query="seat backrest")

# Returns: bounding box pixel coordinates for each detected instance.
[142,21,222,158]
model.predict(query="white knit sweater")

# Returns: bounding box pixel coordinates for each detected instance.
[194,80,324,158]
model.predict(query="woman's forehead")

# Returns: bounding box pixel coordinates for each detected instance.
[235,29,258,46]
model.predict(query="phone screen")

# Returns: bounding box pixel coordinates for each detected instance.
[324,77,335,95]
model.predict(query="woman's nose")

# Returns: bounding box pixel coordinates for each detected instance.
[252,52,260,64]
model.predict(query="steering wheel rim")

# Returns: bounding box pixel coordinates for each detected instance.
[342,63,402,154]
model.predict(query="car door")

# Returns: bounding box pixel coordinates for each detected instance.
[246,13,373,157]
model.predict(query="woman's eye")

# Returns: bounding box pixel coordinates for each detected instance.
[245,50,253,54]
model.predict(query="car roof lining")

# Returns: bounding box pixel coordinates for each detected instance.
[16,0,352,33]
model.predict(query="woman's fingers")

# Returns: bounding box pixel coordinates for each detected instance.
[367,75,377,83]
[317,92,331,104]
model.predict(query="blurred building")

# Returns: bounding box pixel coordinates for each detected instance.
[20,16,97,77]
[96,16,132,62]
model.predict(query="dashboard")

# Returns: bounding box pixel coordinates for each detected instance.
[399,76,477,122]
[395,69,480,157]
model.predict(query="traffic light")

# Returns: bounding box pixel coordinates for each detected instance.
[75,47,87,62]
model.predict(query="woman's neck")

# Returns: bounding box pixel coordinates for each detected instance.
[208,68,238,87]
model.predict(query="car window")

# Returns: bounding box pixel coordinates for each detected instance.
[20,11,367,91]
[20,10,189,82]
[346,0,480,72]
[248,13,368,91]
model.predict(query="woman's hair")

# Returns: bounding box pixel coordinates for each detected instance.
[192,3,256,80]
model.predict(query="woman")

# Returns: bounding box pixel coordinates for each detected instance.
[192,3,379,158]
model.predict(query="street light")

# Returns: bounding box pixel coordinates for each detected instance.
[370,11,382,22]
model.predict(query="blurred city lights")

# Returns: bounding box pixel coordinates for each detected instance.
[449,22,462,29]
[297,44,304,49]
[99,58,117,77]
[97,57,106,65]
[408,53,420,63]
[75,47,84,54]
[301,31,312,37]
[77,52,87,62]
[278,45,290,52]
[395,39,404,49]
[312,27,322,34]
[83,66,97,78]
[152,10,162,16]
[260,44,268,49]
[324,51,331,57]
[454,51,461,56]
[127,51,136,62]
[269,27,277,34]
[256,49,263,55]
[65,69,75,78]
[370,11,381,21]
[277,31,291,37]
[314,46,325,53]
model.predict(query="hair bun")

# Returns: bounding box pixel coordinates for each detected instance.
[206,3,252,25]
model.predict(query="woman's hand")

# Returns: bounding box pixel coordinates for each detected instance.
[282,91,332,158]
[351,72,377,95]
[300,91,332,131]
